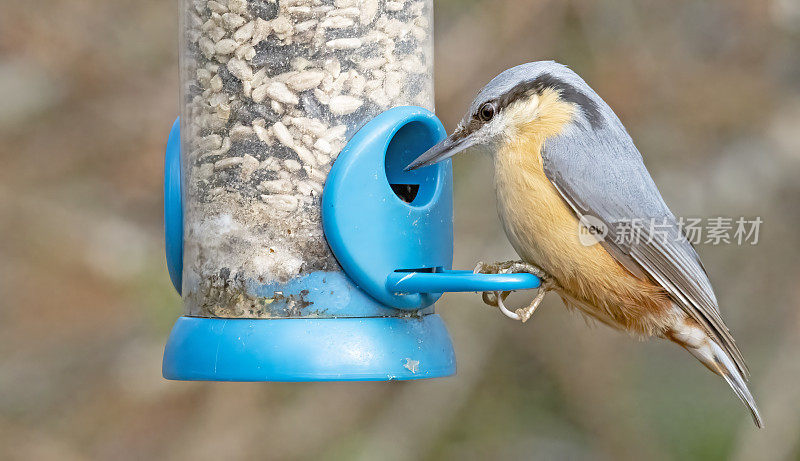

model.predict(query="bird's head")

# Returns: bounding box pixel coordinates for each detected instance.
[406,61,606,170]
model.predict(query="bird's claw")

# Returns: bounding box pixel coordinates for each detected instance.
[474,260,556,323]
[512,279,553,323]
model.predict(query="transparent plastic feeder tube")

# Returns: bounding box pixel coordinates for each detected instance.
[180,0,434,318]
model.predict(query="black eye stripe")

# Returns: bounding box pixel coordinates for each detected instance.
[475,72,603,129]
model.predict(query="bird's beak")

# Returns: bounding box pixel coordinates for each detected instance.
[404,131,476,171]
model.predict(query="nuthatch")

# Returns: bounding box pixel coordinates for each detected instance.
[407,61,762,427]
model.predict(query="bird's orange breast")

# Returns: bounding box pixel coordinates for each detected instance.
[493,102,673,335]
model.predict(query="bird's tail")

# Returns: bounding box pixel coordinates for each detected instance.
[665,317,764,428]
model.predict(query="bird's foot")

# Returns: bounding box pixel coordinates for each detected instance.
[503,261,550,280]
[474,260,556,323]
[473,260,549,279]
[472,260,521,275]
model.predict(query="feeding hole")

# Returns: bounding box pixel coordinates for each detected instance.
[384,120,441,207]
[390,184,420,203]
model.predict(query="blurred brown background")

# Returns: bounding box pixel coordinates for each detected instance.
[1,0,799,459]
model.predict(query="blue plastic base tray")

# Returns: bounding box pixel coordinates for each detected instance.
[163,314,456,381]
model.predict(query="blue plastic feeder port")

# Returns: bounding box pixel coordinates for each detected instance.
[162,107,540,382]
[322,107,453,310]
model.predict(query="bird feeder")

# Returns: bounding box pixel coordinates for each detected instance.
[162,0,539,381]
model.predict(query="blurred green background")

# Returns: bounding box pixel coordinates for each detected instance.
[1,0,799,459]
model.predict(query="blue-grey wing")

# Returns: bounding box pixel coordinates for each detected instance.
[541,127,748,377]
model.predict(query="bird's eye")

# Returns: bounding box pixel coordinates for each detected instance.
[478,102,495,122]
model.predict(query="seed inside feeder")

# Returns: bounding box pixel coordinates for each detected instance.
[181,0,434,318]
